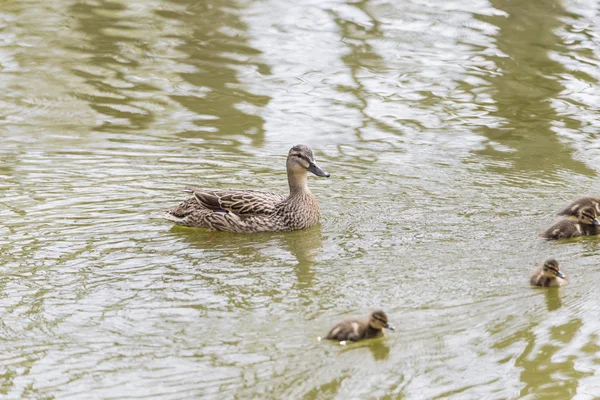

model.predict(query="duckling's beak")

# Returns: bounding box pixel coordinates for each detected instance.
[555,270,566,279]
[593,218,600,226]
[308,161,330,178]
[385,323,395,330]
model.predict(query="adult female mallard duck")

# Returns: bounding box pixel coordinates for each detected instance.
[164,145,330,232]
[541,205,600,239]
[530,259,568,287]
[322,310,394,343]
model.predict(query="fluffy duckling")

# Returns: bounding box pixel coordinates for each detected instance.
[557,197,600,218]
[541,205,600,239]
[530,259,568,287]
[323,310,394,343]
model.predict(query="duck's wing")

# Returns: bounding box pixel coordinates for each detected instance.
[325,319,361,342]
[184,188,286,215]
[168,197,199,218]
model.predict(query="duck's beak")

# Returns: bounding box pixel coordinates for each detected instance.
[555,270,566,279]
[308,161,330,178]
[385,323,395,330]
[593,218,600,226]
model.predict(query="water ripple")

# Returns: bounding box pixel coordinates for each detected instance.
[2,0,600,398]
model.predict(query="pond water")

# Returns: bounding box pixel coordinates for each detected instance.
[2,0,600,398]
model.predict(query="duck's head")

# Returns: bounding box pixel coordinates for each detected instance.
[542,259,566,279]
[576,206,600,226]
[287,144,330,178]
[369,310,394,331]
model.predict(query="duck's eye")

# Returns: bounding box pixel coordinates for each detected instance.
[294,154,309,162]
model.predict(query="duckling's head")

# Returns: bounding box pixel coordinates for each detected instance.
[576,206,600,225]
[542,259,566,279]
[287,144,330,177]
[369,310,394,331]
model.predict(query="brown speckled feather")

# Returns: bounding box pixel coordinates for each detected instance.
[164,145,329,233]
[185,188,286,215]
[164,192,320,233]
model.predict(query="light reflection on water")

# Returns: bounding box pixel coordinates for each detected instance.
[2,0,600,398]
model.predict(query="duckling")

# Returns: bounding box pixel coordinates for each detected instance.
[324,310,394,343]
[557,197,600,218]
[530,259,568,287]
[541,205,600,239]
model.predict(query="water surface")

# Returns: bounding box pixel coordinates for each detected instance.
[2,0,600,398]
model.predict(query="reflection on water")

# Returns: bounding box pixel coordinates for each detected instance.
[368,339,391,361]
[3,0,600,397]
[168,223,323,291]
[69,1,161,132]
[517,317,587,398]
[543,287,563,312]
[161,0,271,149]
[477,0,595,178]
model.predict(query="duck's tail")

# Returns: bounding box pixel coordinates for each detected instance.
[162,212,185,224]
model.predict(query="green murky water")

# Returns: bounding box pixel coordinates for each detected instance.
[2,0,600,398]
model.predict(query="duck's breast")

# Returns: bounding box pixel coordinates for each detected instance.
[279,193,321,230]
